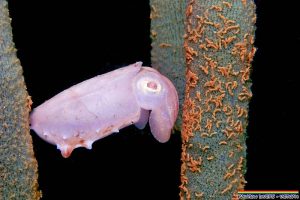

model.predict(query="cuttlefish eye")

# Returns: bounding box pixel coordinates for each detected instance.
[133,71,166,110]
[147,81,158,90]
[136,78,162,94]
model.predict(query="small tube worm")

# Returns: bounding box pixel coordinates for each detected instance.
[30,62,179,158]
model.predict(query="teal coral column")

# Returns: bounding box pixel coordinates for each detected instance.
[0,0,41,199]
[150,0,187,130]
[180,0,256,199]
[151,0,256,199]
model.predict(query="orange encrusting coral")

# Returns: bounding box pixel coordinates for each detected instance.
[180,0,256,199]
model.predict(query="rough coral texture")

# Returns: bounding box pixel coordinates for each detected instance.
[180,0,256,199]
[0,0,41,199]
[150,0,187,130]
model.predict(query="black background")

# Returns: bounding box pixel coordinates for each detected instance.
[7,0,299,199]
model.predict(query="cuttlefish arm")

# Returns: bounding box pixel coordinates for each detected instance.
[30,62,179,158]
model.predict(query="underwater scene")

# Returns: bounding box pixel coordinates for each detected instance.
[1,0,298,199]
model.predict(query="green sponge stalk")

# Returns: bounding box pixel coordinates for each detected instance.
[0,0,41,199]
[180,0,256,199]
[150,0,187,130]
